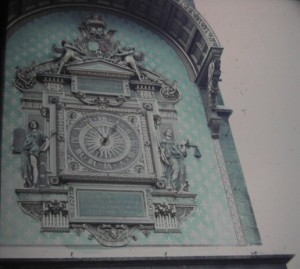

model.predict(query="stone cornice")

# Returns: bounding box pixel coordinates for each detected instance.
[0,254,294,268]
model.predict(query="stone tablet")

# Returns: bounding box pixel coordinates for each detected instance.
[78,78,124,95]
[77,189,147,219]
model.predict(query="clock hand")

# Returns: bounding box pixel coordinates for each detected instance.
[101,123,118,146]
[84,117,105,139]
[106,122,118,138]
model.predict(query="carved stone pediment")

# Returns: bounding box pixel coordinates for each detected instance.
[66,59,135,79]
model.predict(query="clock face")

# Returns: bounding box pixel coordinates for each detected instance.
[68,112,141,172]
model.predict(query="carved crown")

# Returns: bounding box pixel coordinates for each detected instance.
[83,14,107,29]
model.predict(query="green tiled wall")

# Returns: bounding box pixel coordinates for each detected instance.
[0,11,238,246]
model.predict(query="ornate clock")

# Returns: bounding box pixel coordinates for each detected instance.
[68,112,141,173]
[12,15,203,247]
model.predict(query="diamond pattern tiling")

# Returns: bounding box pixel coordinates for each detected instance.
[1,11,238,246]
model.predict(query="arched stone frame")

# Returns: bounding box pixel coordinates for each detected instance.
[6,1,221,80]
[5,0,225,136]
[1,0,261,245]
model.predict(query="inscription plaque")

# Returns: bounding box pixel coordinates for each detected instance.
[76,77,128,95]
[77,190,146,218]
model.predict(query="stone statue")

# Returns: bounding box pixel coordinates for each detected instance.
[159,129,187,192]
[112,44,144,80]
[52,40,86,74]
[22,120,50,188]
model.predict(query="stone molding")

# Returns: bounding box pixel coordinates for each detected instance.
[213,139,246,245]
[0,255,294,269]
